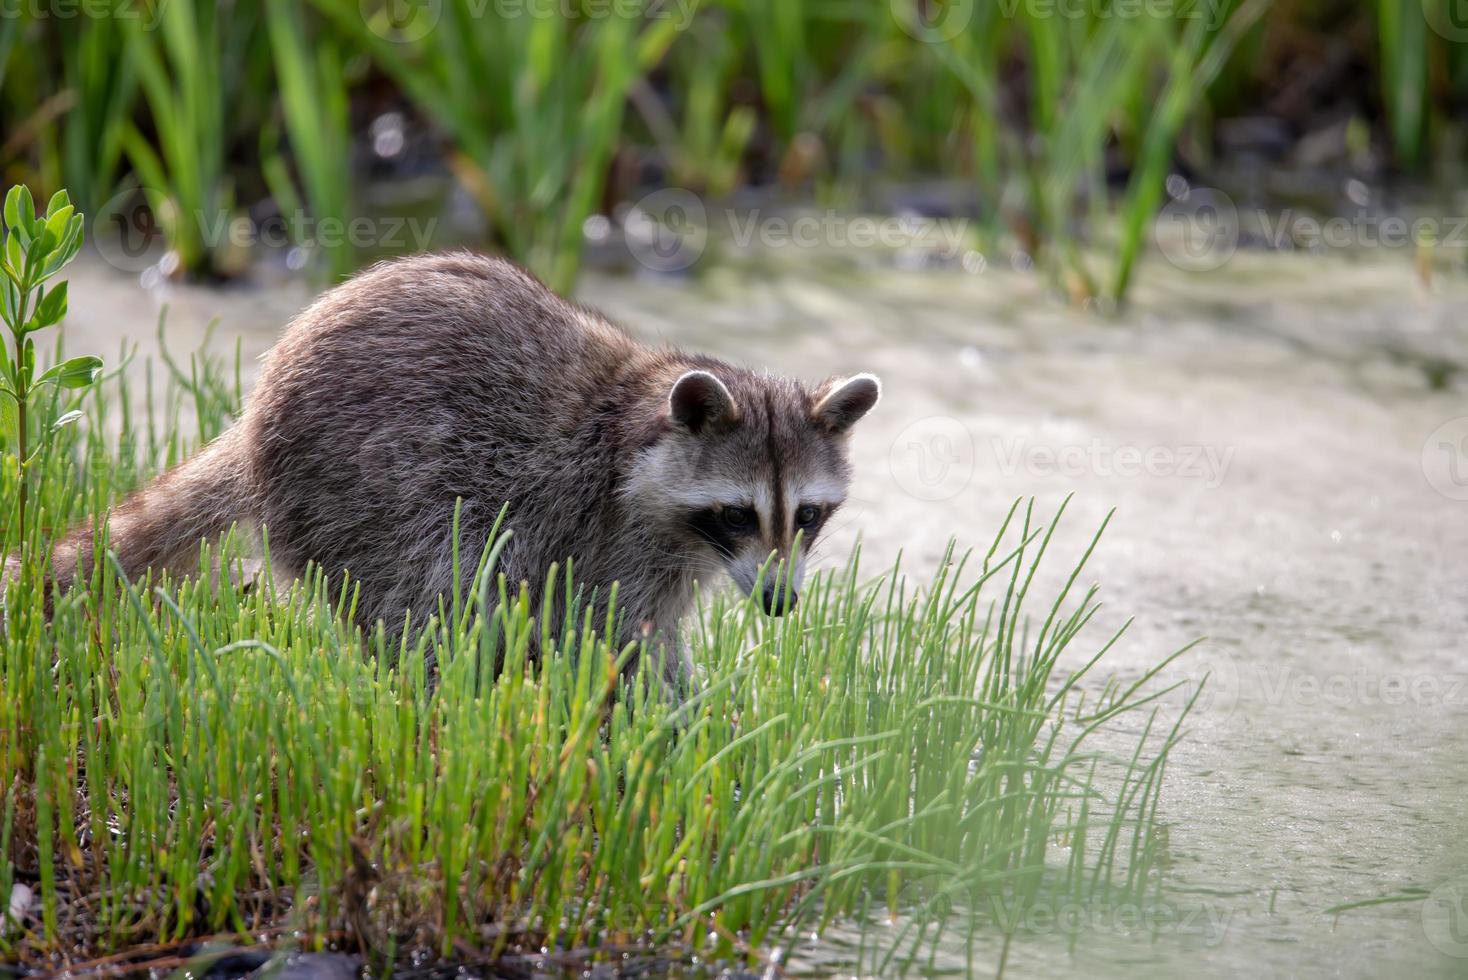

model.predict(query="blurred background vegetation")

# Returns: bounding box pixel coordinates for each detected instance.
[0,0,1464,301]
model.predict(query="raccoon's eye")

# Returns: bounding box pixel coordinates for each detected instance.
[795,504,822,528]
[722,506,754,530]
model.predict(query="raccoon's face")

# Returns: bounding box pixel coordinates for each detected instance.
[628,368,880,615]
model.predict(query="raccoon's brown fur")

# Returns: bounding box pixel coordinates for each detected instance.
[47,253,879,692]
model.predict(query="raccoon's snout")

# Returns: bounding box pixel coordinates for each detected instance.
[760,580,798,616]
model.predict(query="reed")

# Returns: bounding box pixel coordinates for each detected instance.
[119,0,267,277]
[318,0,681,292]
[4,3,1451,299]
[262,0,356,282]
[0,323,1195,972]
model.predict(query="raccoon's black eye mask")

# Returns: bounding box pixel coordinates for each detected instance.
[685,505,756,557]
[720,505,755,530]
[684,501,837,556]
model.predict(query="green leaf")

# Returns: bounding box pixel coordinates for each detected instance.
[49,408,83,432]
[44,189,70,220]
[2,186,20,231]
[41,220,84,279]
[28,282,68,331]
[4,231,24,277]
[36,353,101,390]
[15,185,34,233]
[23,232,47,279]
[43,206,74,247]
[0,276,16,325]
[0,391,15,443]
[34,224,57,261]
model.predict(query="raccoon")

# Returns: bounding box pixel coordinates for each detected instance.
[47,253,880,692]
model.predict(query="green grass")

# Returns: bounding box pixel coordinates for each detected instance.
[120,0,266,279]
[261,0,356,282]
[4,1,1459,303]
[318,0,681,292]
[0,333,1197,973]
[51,3,139,216]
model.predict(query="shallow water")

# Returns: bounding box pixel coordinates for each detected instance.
[59,240,1468,978]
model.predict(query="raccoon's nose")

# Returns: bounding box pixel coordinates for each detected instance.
[761,581,798,616]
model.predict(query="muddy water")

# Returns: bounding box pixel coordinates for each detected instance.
[60,244,1468,978]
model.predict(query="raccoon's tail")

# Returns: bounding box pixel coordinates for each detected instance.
[45,426,257,595]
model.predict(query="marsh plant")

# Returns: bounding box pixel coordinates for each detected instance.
[7,1,1461,296]
[0,186,102,557]
[0,349,1196,972]
[0,191,1197,971]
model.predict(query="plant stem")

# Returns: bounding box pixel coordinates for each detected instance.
[16,374,25,556]
[10,291,27,557]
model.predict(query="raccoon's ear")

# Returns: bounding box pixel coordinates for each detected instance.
[669,370,738,434]
[812,373,881,433]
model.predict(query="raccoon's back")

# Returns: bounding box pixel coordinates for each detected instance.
[249,253,637,438]
[240,254,645,596]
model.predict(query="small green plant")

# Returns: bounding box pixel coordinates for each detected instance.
[0,312,1198,970]
[321,0,683,291]
[0,185,102,557]
[933,0,1269,306]
[262,0,356,282]
[121,0,274,279]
